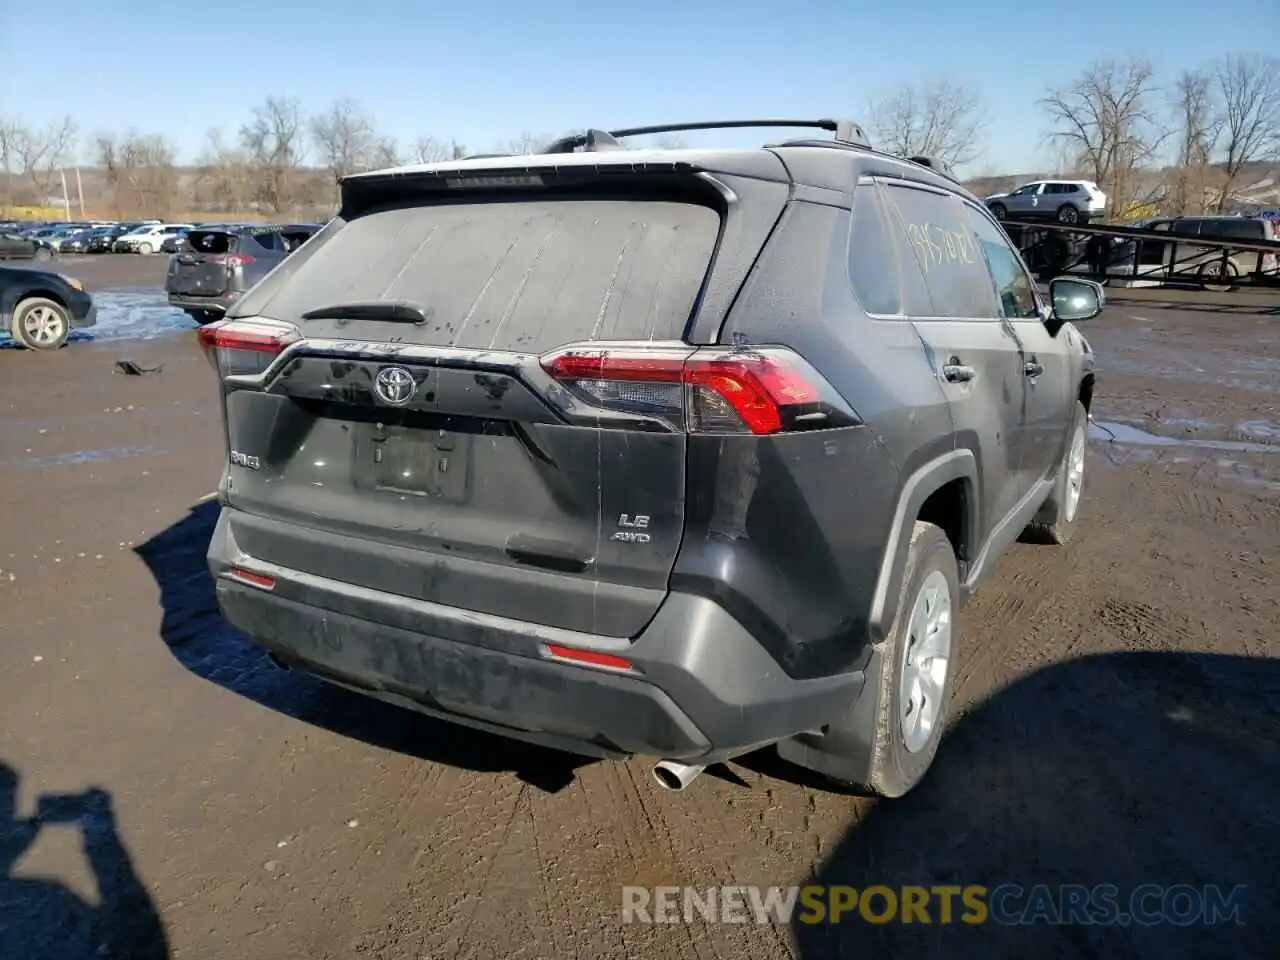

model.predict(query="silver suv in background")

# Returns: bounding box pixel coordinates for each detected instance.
[165,224,320,324]
[985,180,1107,224]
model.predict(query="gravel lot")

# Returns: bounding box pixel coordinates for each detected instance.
[1,256,1277,959]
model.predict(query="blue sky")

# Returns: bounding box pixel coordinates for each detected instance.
[2,0,1276,175]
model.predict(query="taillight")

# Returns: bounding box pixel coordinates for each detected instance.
[539,344,841,435]
[196,317,299,377]
[226,254,256,267]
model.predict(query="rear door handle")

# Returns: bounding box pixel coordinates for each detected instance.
[942,361,976,383]
[1024,360,1044,378]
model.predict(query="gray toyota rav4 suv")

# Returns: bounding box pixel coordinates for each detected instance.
[199,120,1101,798]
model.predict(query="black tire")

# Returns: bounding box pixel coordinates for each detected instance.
[990,202,1008,220]
[1057,204,1080,224]
[10,296,71,350]
[34,246,52,262]
[1199,259,1239,293]
[185,310,221,325]
[1026,401,1088,545]
[836,521,959,798]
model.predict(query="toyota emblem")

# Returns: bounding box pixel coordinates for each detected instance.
[373,366,416,405]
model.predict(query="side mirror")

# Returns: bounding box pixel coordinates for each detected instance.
[1049,277,1103,322]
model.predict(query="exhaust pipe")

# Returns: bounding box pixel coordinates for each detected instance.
[652,761,706,792]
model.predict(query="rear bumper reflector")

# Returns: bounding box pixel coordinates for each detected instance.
[543,642,637,673]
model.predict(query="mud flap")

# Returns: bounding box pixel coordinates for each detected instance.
[775,641,884,785]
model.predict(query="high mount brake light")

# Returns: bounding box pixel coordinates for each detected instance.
[540,346,822,435]
[197,318,299,377]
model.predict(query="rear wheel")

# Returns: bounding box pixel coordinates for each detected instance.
[990,202,1008,220]
[1199,259,1239,293]
[834,521,958,798]
[138,242,154,255]
[1057,204,1080,224]
[10,297,71,350]
[33,246,52,262]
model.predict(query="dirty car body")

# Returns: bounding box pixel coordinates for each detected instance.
[202,129,1098,793]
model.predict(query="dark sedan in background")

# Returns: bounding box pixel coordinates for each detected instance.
[1,264,96,349]
[0,233,56,262]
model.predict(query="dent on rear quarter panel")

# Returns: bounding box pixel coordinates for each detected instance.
[670,200,922,680]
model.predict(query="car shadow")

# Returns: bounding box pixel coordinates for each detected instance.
[1101,293,1280,316]
[791,651,1280,959]
[0,762,169,960]
[134,501,593,794]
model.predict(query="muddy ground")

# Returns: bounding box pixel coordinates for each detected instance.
[1,256,1277,959]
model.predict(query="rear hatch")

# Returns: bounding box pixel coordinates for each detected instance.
[168,230,249,298]
[204,164,789,637]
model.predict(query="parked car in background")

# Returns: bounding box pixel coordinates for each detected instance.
[1105,215,1280,291]
[0,264,96,349]
[86,224,135,253]
[58,228,104,255]
[985,181,1107,225]
[166,223,320,323]
[0,233,56,262]
[159,228,193,255]
[115,223,194,254]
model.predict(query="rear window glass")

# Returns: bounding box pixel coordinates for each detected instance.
[186,230,236,253]
[239,199,721,350]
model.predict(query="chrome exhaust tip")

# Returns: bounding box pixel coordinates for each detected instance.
[652,761,706,792]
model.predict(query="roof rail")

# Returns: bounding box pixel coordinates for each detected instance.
[541,119,872,154]
[906,155,958,182]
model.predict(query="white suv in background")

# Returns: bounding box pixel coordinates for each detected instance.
[114,223,194,255]
[985,181,1107,224]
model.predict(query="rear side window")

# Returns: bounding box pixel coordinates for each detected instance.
[963,205,1040,320]
[237,198,721,351]
[186,231,236,254]
[1199,219,1264,241]
[847,182,902,315]
[1171,221,1201,237]
[881,182,999,319]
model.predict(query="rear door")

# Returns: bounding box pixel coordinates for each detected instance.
[964,203,1073,485]
[216,172,768,637]
[879,179,1029,542]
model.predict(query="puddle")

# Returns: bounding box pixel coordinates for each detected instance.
[0,288,194,347]
[1089,421,1275,454]
[15,445,164,469]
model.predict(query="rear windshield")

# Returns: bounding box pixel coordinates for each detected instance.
[237,198,721,351]
[186,230,237,254]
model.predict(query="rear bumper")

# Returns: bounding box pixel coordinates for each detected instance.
[167,293,233,314]
[208,507,864,763]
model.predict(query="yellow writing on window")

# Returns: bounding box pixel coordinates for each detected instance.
[905,222,979,271]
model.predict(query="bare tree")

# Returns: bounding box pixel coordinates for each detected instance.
[1040,58,1168,217]
[1168,69,1220,215]
[239,97,305,214]
[371,138,400,169]
[95,131,179,218]
[0,119,19,209]
[411,135,468,163]
[197,127,254,216]
[866,79,986,168]
[7,116,78,202]
[309,98,379,191]
[1211,52,1280,211]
